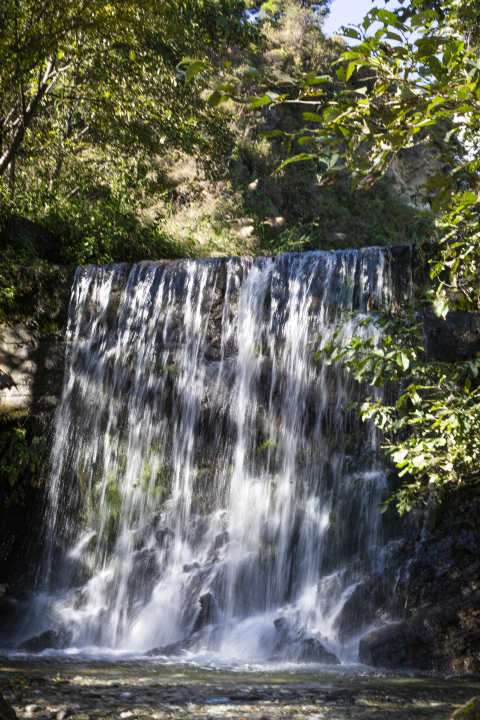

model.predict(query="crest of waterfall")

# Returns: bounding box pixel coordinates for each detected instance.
[27,248,404,661]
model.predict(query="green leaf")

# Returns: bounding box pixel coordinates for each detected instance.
[248,94,271,109]
[433,294,449,319]
[207,90,229,107]
[276,153,318,172]
[432,188,453,214]
[184,60,210,83]
[303,72,332,86]
[378,9,399,25]
[259,130,286,138]
[346,62,356,82]
[342,27,362,40]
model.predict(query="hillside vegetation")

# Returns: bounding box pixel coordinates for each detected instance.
[0,0,435,274]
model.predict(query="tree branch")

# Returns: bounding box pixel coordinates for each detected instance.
[0,57,58,177]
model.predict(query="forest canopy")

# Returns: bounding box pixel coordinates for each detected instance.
[0,0,434,268]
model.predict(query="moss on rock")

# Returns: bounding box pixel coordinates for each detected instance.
[452,696,480,720]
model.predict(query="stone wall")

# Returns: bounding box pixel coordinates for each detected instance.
[0,325,66,415]
[0,265,74,418]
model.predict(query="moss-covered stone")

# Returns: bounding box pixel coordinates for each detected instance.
[452,696,480,719]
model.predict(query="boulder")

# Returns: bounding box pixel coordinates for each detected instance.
[359,606,458,670]
[0,692,17,720]
[296,637,340,664]
[146,625,222,657]
[18,628,71,652]
[451,696,480,720]
[146,638,189,657]
[191,593,221,634]
[334,582,378,642]
[272,616,340,665]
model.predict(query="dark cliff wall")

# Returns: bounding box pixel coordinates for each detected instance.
[0,267,74,601]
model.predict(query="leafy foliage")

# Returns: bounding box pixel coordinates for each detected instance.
[195,0,480,511]
[177,0,435,256]
[0,0,256,174]
[249,0,480,310]
[0,0,259,264]
[321,311,480,513]
[0,423,49,507]
[0,0,436,264]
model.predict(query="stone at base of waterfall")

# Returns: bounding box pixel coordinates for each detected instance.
[18,629,71,652]
[191,593,222,634]
[451,696,480,720]
[359,606,459,671]
[271,617,340,665]
[146,626,222,657]
[0,691,18,720]
[333,581,381,643]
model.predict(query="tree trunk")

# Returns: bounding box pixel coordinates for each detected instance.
[8,155,15,196]
[0,59,56,179]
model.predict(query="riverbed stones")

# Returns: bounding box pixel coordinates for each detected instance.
[55,707,74,720]
[2,659,480,720]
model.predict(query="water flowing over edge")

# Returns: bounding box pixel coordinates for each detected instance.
[13,248,413,666]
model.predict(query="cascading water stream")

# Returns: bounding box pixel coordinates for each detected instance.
[21,248,405,662]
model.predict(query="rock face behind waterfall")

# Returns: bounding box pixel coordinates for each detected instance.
[358,479,480,675]
[1,246,479,673]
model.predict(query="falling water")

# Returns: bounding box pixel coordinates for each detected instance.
[22,249,405,662]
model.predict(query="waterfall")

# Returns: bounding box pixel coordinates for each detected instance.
[25,248,404,662]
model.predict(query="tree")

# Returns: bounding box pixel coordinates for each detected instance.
[0,0,256,190]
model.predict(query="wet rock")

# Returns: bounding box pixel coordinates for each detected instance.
[296,637,340,664]
[449,657,480,676]
[146,625,222,656]
[212,532,229,553]
[359,606,458,670]
[451,696,480,719]
[0,692,17,720]
[18,629,71,652]
[191,593,222,634]
[56,708,74,720]
[146,639,186,657]
[272,617,340,665]
[24,706,42,715]
[423,309,480,363]
[183,563,200,573]
[334,582,378,642]
[155,527,174,546]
